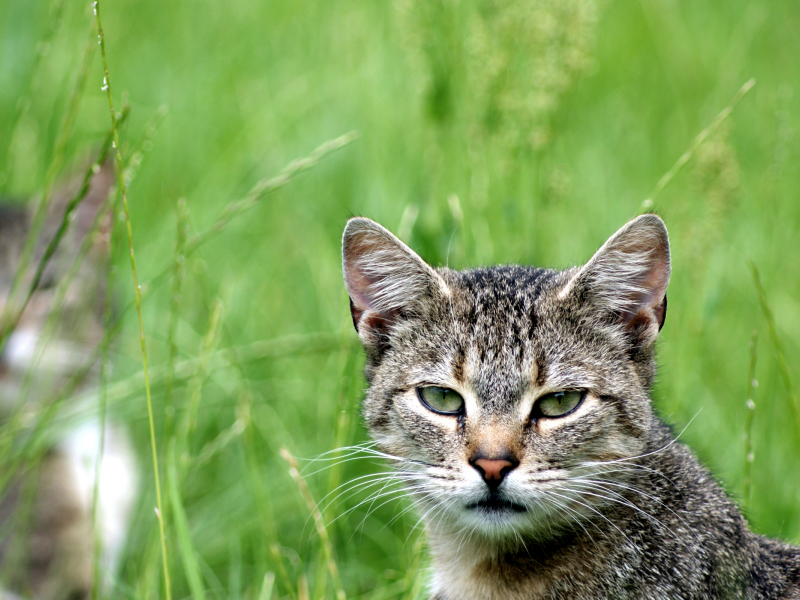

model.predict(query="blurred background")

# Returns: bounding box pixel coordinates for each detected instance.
[1,0,799,598]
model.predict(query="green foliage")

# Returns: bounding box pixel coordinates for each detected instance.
[1,0,799,598]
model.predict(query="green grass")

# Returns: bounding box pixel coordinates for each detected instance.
[2,0,800,598]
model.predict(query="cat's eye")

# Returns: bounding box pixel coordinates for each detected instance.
[533,390,585,419]
[417,386,465,415]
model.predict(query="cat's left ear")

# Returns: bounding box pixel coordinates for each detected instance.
[563,214,670,341]
[342,217,448,336]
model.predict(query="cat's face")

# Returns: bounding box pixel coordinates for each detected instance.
[342,216,669,542]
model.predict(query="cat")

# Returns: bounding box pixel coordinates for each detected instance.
[341,214,800,600]
[0,165,138,600]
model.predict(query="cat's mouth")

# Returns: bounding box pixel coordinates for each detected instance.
[466,493,527,513]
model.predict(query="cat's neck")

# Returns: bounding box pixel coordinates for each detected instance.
[424,514,596,600]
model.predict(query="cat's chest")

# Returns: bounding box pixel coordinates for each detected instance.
[428,537,604,600]
[425,524,650,600]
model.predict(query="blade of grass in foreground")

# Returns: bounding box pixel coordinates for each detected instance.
[281,447,346,600]
[167,451,207,600]
[642,79,754,207]
[742,329,758,510]
[748,261,800,436]
[94,1,172,598]
[259,573,276,600]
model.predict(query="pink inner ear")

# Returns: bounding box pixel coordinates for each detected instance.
[342,217,445,335]
[343,230,405,332]
[345,269,399,332]
[618,250,670,330]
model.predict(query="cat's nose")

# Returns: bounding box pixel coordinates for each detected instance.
[471,457,518,487]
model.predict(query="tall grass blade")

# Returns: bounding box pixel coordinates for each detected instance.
[165,197,189,441]
[176,296,225,476]
[642,79,754,206]
[90,132,358,363]
[742,330,758,509]
[748,261,800,435]
[93,2,172,599]
[281,447,346,600]
[184,131,359,256]
[167,453,207,600]
[259,573,276,600]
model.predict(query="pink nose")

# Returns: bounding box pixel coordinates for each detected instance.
[473,458,515,483]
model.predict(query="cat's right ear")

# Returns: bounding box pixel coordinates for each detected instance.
[342,218,448,337]
[561,214,670,346]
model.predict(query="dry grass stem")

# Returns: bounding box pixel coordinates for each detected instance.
[281,447,347,600]
[643,79,755,206]
[743,330,758,508]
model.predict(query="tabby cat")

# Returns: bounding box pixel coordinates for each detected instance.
[341,215,800,599]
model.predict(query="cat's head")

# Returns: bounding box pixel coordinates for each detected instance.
[342,215,670,542]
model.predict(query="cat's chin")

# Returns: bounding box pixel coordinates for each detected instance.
[465,496,528,514]
[440,493,534,539]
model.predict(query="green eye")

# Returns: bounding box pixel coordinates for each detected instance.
[417,386,465,415]
[534,391,584,418]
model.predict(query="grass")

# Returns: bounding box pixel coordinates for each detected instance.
[1,0,799,598]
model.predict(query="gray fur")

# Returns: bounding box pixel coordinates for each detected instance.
[342,215,800,600]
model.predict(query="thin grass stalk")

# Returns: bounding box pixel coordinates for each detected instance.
[642,79,754,206]
[0,0,66,172]
[72,332,343,414]
[93,2,172,599]
[176,296,224,472]
[83,132,357,358]
[298,574,310,600]
[121,104,169,189]
[239,392,296,598]
[748,260,800,435]
[184,131,358,256]
[230,538,242,600]
[0,461,41,585]
[194,411,246,466]
[134,530,165,600]
[163,293,223,596]
[281,447,346,600]
[270,544,298,600]
[324,344,360,519]
[164,197,189,441]
[742,329,758,509]
[403,534,427,600]
[166,447,207,600]
[313,549,328,600]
